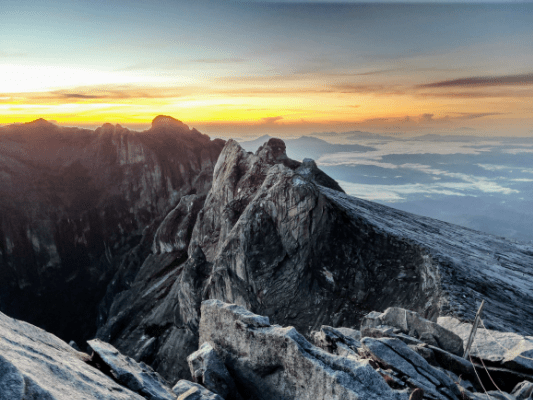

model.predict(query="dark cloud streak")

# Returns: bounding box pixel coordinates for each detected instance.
[419,73,533,88]
[261,116,283,124]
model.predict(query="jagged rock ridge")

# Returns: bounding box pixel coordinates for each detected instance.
[0,116,225,345]
[97,137,533,383]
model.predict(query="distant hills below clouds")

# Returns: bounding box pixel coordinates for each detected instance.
[241,132,533,243]
[3,118,533,243]
[239,135,375,160]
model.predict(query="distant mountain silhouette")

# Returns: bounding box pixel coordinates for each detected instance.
[240,135,375,161]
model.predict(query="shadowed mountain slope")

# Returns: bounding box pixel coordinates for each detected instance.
[0,116,225,345]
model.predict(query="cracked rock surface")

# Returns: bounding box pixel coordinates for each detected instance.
[199,299,409,400]
[0,310,144,400]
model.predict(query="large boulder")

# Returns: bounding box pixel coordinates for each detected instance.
[199,299,409,400]
[187,343,238,399]
[87,339,175,400]
[362,308,464,356]
[438,316,533,375]
[0,311,144,400]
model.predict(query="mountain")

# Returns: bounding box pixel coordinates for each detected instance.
[0,116,225,345]
[96,138,533,382]
[1,122,532,386]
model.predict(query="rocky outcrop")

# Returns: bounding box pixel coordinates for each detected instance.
[2,292,533,400]
[97,136,533,384]
[438,317,533,374]
[0,116,224,345]
[187,343,238,400]
[361,337,461,400]
[0,310,145,400]
[192,301,533,400]
[198,299,409,400]
[87,339,175,400]
[362,307,464,356]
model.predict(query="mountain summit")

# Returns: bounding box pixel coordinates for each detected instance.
[151,115,191,131]
[96,137,533,381]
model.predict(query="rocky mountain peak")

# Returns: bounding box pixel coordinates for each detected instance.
[151,115,189,131]
[255,137,288,162]
[95,122,130,135]
[28,117,55,127]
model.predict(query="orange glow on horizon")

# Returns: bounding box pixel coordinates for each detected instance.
[1,72,531,136]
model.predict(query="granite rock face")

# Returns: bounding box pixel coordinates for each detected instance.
[97,137,533,383]
[0,117,224,345]
[0,310,144,400]
[4,123,533,390]
[198,299,409,400]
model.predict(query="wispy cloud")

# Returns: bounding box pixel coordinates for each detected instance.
[261,116,283,124]
[419,73,533,88]
[454,112,503,120]
[336,180,466,202]
[1,85,196,103]
[193,58,247,64]
[353,68,403,76]
[332,83,405,95]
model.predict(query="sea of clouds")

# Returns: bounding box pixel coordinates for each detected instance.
[242,134,533,242]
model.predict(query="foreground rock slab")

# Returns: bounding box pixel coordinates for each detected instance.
[87,339,175,400]
[0,311,144,400]
[199,299,409,400]
[363,307,464,356]
[438,316,533,374]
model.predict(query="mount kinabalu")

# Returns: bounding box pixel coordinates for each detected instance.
[0,116,224,345]
[97,136,533,382]
[1,119,533,387]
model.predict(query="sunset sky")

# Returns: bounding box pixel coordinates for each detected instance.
[2,0,532,136]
